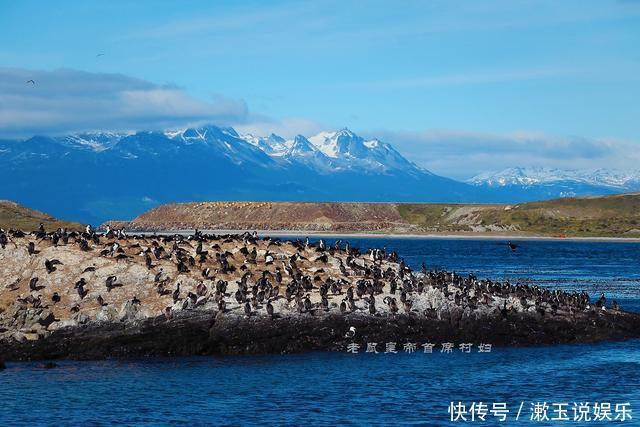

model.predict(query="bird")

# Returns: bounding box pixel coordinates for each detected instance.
[172,283,181,303]
[76,282,88,300]
[154,269,164,283]
[44,259,57,274]
[26,79,35,85]
[29,277,41,291]
[266,300,274,318]
[5,278,20,291]
[501,301,509,319]
[384,296,399,314]
[505,241,521,251]
[595,293,606,309]
[105,275,120,292]
[303,295,312,312]
[96,53,105,57]
[27,241,38,255]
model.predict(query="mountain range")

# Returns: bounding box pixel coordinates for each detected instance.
[468,167,640,198]
[0,126,472,224]
[0,126,637,225]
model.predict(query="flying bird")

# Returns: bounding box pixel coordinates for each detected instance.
[26,79,35,85]
[96,53,105,57]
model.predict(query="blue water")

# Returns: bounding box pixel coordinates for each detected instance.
[2,238,640,426]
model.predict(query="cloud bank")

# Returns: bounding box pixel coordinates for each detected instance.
[372,129,640,179]
[0,68,249,138]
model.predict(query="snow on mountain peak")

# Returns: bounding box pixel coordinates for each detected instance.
[468,167,640,190]
[58,132,126,151]
[13,124,423,176]
[287,135,320,156]
[307,131,341,158]
[307,127,372,159]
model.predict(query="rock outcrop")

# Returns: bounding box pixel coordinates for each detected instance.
[1,228,639,360]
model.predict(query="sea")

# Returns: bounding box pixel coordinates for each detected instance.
[2,237,639,426]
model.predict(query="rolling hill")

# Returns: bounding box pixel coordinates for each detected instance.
[104,193,640,238]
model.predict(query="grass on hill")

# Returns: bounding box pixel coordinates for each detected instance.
[0,200,83,232]
[397,194,640,237]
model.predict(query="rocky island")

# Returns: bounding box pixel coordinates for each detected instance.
[1,227,639,361]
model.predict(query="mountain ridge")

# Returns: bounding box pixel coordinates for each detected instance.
[0,125,473,224]
[469,166,640,191]
[2,126,638,225]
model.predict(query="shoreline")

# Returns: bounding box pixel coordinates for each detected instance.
[126,229,640,243]
[4,309,640,361]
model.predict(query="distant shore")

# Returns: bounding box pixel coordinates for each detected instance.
[101,195,640,241]
[128,229,640,243]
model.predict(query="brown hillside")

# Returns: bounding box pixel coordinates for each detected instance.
[107,201,416,232]
[0,200,83,231]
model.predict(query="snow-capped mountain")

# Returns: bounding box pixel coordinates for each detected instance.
[0,125,471,224]
[306,128,425,175]
[243,133,289,156]
[160,126,426,174]
[57,132,124,151]
[38,125,425,175]
[468,167,640,197]
[163,126,276,167]
[2,126,636,225]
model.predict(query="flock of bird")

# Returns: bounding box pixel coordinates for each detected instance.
[0,224,614,330]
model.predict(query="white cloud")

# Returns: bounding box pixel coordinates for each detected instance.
[235,117,325,139]
[0,68,249,138]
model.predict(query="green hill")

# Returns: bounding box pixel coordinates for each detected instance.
[398,193,640,237]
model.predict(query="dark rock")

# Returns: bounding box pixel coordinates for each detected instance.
[1,308,640,361]
[38,309,56,327]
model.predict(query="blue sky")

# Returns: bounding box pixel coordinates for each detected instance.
[1,0,639,177]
